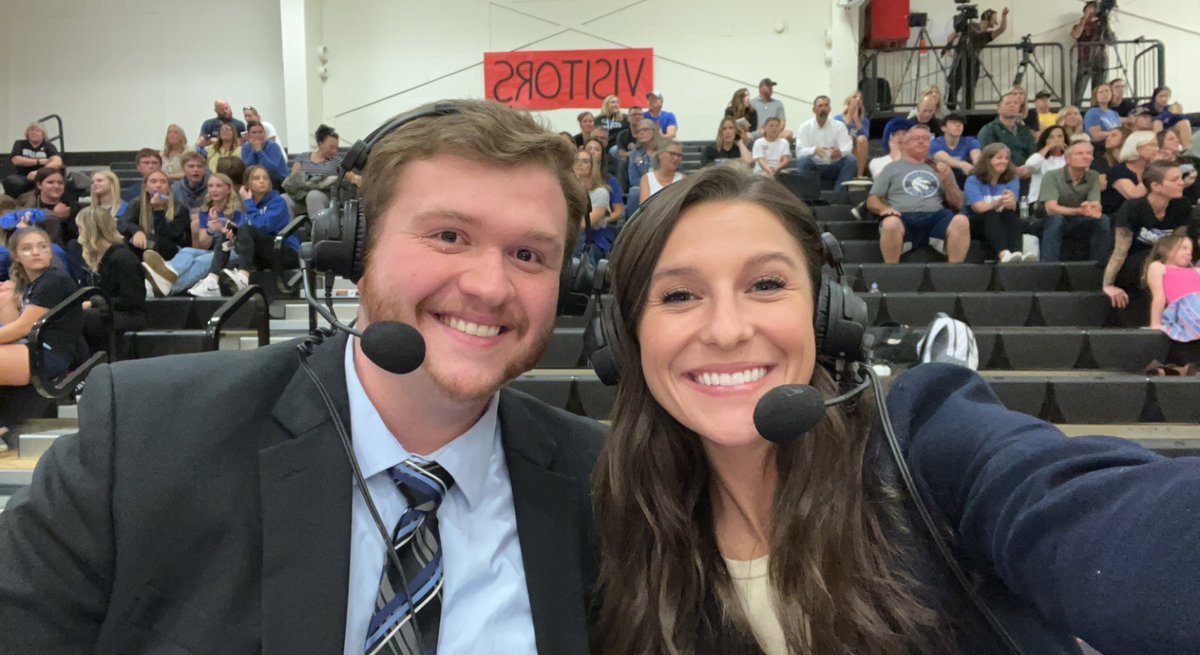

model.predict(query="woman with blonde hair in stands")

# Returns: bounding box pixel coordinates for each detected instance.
[702,118,753,169]
[1144,230,1200,346]
[120,169,190,260]
[161,124,194,182]
[1101,129,1157,217]
[836,91,871,178]
[596,95,628,135]
[75,206,145,349]
[142,172,244,297]
[1057,105,1084,140]
[205,122,241,172]
[89,170,128,220]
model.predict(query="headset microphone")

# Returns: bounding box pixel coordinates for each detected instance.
[753,372,873,444]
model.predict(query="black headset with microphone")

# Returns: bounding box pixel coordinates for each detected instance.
[585,188,1026,655]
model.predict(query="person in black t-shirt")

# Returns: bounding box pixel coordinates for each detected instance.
[15,167,79,246]
[612,107,646,192]
[75,207,146,354]
[3,122,63,198]
[0,226,80,387]
[1102,162,1200,309]
[701,118,752,168]
[945,7,1008,110]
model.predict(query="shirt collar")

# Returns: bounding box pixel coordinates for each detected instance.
[343,336,499,510]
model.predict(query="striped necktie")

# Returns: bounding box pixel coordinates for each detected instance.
[364,459,455,655]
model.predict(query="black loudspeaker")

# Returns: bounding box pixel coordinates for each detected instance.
[302,101,594,314]
[589,230,867,386]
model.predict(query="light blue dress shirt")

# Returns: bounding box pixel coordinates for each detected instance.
[341,339,537,654]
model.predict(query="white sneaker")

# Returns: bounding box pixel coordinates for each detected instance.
[188,276,222,298]
[1021,251,1039,263]
[222,268,250,291]
[1000,251,1020,263]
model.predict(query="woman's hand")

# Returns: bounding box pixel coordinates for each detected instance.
[1103,285,1129,309]
[150,192,167,208]
[999,190,1017,210]
[291,161,302,175]
[52,202,70,218]
[131,232,148,249]
[0,281,14,304]
[238,185,253,201]
[206,209,223,233]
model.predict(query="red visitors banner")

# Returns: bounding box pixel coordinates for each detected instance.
[484,48,654,110]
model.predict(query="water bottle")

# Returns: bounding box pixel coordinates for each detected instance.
[1019,196,1030,221]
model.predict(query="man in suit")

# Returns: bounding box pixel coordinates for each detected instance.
[0,100,605,654]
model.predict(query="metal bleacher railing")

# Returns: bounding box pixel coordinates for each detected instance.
[859,38,1164,115]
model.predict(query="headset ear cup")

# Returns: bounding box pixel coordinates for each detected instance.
[815,278,833,358]
[349,200,367,283]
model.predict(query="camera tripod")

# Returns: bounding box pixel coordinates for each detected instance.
[1012,39,1056,101]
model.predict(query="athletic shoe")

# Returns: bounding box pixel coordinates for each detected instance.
[1021,251,1039,263]
[1000,251,1020,264]
[222,268,250,291]
[142,251,178,297]
[188,276,222,298]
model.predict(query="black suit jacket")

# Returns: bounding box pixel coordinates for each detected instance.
[0,332,604,654]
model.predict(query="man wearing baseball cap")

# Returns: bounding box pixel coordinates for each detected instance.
[752,77,794,140]
[644,91,678,139]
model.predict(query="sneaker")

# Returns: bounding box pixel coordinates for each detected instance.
[850,201,867,221]
[222,268,250,291]
[142,251,178,297]
[188,276,222,298]
[1000,251,1020,264]
[1021,251,1039,263]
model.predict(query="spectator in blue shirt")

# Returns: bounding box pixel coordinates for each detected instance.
[197,98,246,149]
[931,114,980,187]
[644,91,677,139]
[240,122,288,186]
[1084,82,1121,147]
[965,143,1026,262]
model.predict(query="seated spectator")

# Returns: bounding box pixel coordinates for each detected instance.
[1110,78,1136,117]
[0,226,79,386]
[240,122,288,186]
[869,118,914,178]
[1084,83,1121,147]
[1031,90,1058,137]
[171,151,211,212]
[644,91,678,139]
[241,106,277,142]
[1128,106,1156,132]
[1057,105,1085,141]
[216,155,246,186]
[1037,141,1110,263]
[142,173,243,297]
[74,207,145,351]
[627,122,660,198]
[639,141,685,205]
[751,118,791,178]
[89,170,128,221]
[1102,130,1157,217]
[283,124,342,219]
[611,106,644,190]
[17,167,79,245]
[121,170,191,261]
[1144,231,1200,342]
[120,148,164,203]
[573,111,595,148]
[205,122,241,172]
[596,96,628,135]
[979,92,1037,169]
[1026,125,1069,202]
[583,138,624,224]
[751,78,793,140]
[724,88,758,139]
[1092,126,1126,180]
[4,122,63,198]
[930,113,981,185]
[1154,129,1200,205]
[1102,162,1200,310]
[701,118,752,168]
[867,124,970,263]
[189,165,296,295]
[793,96,855,191]
[1143,86,1197,153]
[835,91,871,179]
[908,93,943,136]
[965,144,1026,262]
[161,124,194,182]
[571,150,616,261]
[197,98,246,148]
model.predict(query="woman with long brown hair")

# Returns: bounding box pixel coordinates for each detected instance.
[593,165,1200,654]
[725,87,758,135]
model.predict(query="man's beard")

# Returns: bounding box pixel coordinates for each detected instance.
[360,271,555,402]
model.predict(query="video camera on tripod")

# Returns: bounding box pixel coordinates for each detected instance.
[1095,0,1117,20]
[1018,34,1035,55]
[952,0,979,34]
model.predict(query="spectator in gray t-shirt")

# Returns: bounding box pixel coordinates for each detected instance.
[751,78,794,141]
[866,124,970,263]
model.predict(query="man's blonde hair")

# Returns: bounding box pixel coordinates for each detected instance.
[359,99,585,270]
